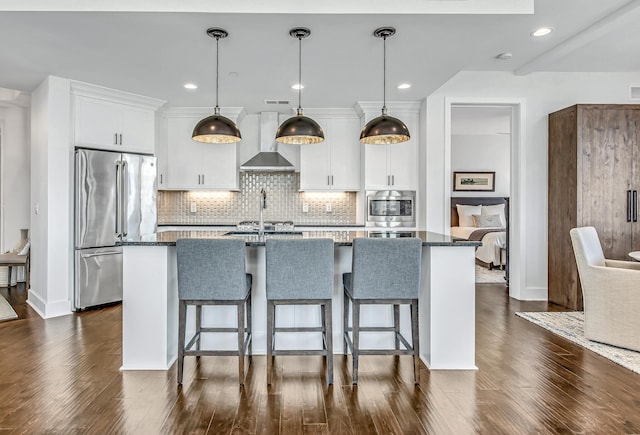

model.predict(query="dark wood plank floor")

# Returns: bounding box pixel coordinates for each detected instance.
[1,283,640,434]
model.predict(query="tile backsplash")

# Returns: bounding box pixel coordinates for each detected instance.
[158,172,358,225]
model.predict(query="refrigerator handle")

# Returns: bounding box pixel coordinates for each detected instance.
[634,190,638,223]
[627,190,632,222]
[115,161,122,236]
[122,160,129,237]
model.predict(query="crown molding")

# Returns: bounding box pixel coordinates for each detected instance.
[70,80,166,110]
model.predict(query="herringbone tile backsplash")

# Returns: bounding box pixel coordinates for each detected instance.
[158,172,358,225]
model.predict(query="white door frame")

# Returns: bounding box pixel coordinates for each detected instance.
[444,97,527,300]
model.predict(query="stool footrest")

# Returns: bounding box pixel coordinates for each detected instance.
[200,327,242,333]
[271,349,329,356]
[274,326,324,333]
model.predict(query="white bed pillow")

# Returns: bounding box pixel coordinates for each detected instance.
[482,204,506,227]
[456,204,482,227]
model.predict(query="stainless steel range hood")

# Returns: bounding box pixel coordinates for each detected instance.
[240,112,295,172]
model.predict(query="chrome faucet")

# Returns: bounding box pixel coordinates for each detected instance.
[258,188,267,236]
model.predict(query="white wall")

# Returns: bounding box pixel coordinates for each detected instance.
[451,134,510,197]
[0,104,30,251]
[425,70,640,301]
[29,76,73,318]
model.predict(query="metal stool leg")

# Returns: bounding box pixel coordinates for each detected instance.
[343,290,350,355]
[177,301,187,385]
[325,299,333,385]
[352,299,360,384]
[267,300,275,385]
[411,300,420,385]
[237,301,246,386]
[393,304,400,350]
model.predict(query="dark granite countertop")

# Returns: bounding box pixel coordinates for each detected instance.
[119,230,480,247]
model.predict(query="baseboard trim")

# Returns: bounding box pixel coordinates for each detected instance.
[27,290,72,318]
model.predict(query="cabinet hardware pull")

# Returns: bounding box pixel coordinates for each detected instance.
[331,175,334,185]
[160,174,162,184]
[119,133,123,145]
[634,190,638,222]
[114,133,118,145]
[627,190,632,222]
[327,175,330,186]
[202,174,204,184]
[392,175,395,186]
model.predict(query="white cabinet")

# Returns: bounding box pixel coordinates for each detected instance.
[300,117,360,191]
[165,115,238,190]
[71,82,164,154]
[363,108,419,191]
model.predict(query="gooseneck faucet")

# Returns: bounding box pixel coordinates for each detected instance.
[259,188,267,236]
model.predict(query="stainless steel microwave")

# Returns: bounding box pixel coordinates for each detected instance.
[366,190,416,227]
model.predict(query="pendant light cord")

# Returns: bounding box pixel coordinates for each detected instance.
[382,34,387,116]
[214,35,220,115]
[297,34,303,115]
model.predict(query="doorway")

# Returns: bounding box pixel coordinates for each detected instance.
[444,98,525,300]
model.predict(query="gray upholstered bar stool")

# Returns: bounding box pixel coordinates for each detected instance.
[265,238,334,385]
[176,238,252,386]
[343,237,422,384]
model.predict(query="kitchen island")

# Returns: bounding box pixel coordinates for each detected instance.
[120,230,480,372]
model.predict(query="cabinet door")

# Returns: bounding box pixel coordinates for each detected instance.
[300,118,331,190]
[364,144,390,190]
[201,142,238,190]
[119,104,156,154]
[579,107,635,259]
[74,96,119,149]
[329,118,361,191]
[166,117,203,189]
[388,138,417,190]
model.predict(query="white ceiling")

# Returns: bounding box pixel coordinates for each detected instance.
[0,0,639,114]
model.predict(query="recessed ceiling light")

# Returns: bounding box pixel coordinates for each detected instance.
[184,83,198,90]
[397,83,411,90]
[531,27,553,37]
[291,83,304,90]
[496,52,513,60]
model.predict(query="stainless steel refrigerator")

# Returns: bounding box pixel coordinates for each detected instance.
[74,148,157,310]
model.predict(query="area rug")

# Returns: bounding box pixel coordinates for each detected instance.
[516,311,640,375]
[0,294,18,322]
[475,264,506,284]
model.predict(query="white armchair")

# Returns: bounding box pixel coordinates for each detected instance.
[570,226,640,352]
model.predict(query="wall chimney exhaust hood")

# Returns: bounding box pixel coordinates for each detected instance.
[240,112,295,172]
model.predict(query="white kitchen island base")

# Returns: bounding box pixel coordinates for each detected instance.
[121,232,478,372]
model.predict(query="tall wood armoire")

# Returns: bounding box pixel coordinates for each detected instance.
[548,104,640,310]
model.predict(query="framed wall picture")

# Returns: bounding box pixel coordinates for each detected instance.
[453,171,496,192]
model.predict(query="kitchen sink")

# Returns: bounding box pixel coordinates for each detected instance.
[224,231,303,236]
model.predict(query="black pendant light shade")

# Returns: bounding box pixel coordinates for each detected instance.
[192,27,242,144]
[360,27,410,145]
[275,108,324,144]
[360,112,410,144]
[192,109,242,144]
[275,28,324,145]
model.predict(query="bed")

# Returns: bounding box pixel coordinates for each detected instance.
[451,197,509,283]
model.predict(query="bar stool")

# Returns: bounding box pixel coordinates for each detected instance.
[266,238,334,385]
[343,237,422,384]
[176,238,252,385]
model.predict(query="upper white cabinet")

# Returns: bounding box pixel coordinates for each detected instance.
[71,82,165,154]
[299,112,361,191]
[163,108,245,190]
[359,103,420,191]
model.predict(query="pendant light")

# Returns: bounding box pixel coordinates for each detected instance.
[192,27,242,144]
[275,27,325,145]
[360,27,410,145]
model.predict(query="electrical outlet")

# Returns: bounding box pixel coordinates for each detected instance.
[302,203,309,213]
[190,202,197,213]
[325,203,332,213]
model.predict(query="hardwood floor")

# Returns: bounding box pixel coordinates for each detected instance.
[1,284,639,434]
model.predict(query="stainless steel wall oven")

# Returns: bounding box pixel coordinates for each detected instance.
[366,190,416,227]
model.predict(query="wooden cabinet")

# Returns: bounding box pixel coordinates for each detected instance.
[72,88,161,154]
[299,117,360,191]
[362,107,419,191]
[548,104,640,310]
[165,115,238,190]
